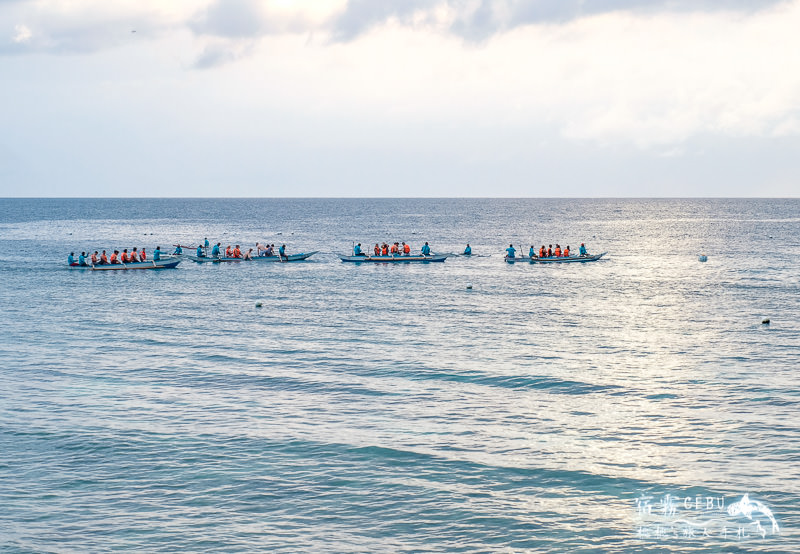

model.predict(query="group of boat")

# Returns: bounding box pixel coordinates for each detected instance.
[68,241,606,270]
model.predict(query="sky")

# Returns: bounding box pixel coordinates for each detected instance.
[1,0,799,197]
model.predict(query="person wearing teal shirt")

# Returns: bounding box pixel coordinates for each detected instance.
[464,244,471,255]
[506,244,516,258]
[421,242,431,255]
[173,245,182,255]
[196,245,204,257]
[204,238,210,248]
[78,252,87,266]
[579,243,587,256]
[68,252,76,266]
[153,247,161,261]
[353,243,363,256]
[211,243,221,257]
[279,245,286,259]
[529,245,535,258]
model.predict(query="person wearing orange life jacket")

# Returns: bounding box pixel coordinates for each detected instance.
[100,250,108,265]
[140,248,146,261]
[374,243,380,256]
[381,244,389,256]
[563,246,570,257]
[403,242,410,254]
[130,247,140,262]
[554,245,561,257]
[233,245,242,258]
[390,243,398,255]
[110,250,119,264]
[121,249,129,263]
[547,245,553,258]
[225,246,233,257]
[539,245,546,258]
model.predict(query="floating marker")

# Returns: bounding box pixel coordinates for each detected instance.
[255,302,263,308]
[698,254,708,262]
[466,283,473,290]
[762,319,770,325]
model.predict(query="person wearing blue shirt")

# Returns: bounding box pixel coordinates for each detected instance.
[529,245,535,258]
[279,244,287,259]
[204,238,210,248]
[464,244,471,255]
[196,245,204,257]
[353,243,364,256]
[78,252,87,266]
[506,244,516,258]
[153,247,161,261]
[211,242,221,257]
[173,245,182,255]
[68,252,76,266]
[421,242,431,256]
[579,243,587,256]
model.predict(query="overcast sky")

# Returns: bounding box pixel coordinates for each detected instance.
[2,0,799,197]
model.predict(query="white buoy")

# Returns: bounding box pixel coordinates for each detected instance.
[698,254,708,262]
[255,302,263,308]
[466,283,473,290]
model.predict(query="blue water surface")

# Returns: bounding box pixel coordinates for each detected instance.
[0,198,798,552]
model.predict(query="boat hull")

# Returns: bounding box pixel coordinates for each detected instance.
[340,254,447,263]
[505,253,606,263]
[185,252,318,263]
[69,259,181,270]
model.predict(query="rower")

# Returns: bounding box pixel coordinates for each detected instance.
[173,245,183,255]
[153,247,161,261]
[100,250,108,264]
[196,244,205,257]
[464,244,472,255]
[211,243,221,257]
[421,242,431,256]
[579,243,587,256]
[353,243,364,256]
[78,252,88,266]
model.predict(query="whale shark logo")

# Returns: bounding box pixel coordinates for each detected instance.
[727,494,779,535]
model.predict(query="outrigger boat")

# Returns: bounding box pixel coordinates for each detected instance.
[505,252,606,263]
[339,254,447,263]
[68,258,181,270]
[184,252,318,263]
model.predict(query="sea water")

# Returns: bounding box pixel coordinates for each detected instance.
[0,198,798,552]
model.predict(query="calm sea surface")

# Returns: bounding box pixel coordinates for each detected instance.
[0,198,798,552]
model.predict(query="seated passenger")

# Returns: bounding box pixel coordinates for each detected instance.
[421,242,431,256]
[374,243,380,256]
[539,245,546,258]
[130,247,140,262]
[121,249,129,263]
[579,243,587,256]
[140,248,146,261]
[153,247,161,261]
[390,243,398,254]
[68,252,76,266]
[211,243,221,257]
[505,244,515,258]
[554,245,561,257]
[225,246,233,257]
[99,250,108,264]
[464,244,472,255]
[244,248,253,260]
[173,245,183,255]
[91,251,98,265]
[353,243,363,256]
[564,246,570,257]
[547,245,553,257]
[196,245,205,257]
[78,252,88,266]
[233,245,242,258]
[110,251,120,264]
[381,244,389,256]
[403,242,410,255]
[529,245,535,258]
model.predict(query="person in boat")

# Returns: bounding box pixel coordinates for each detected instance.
[266,244,274,256]
[279,244,287,260]
[506,244,516,258]
[153,247,161,261]
[353,243,364,256]
[173,245,183,255]
[554,244,561,257]
[99,250,108,264]
[529,245,535,258]
[381,243,389,256]
[421,242,431,256]
[68,252,76,266]
[233,245,242,258]
[244,248,253,260]
[129,247,139,262]
[563,245,570,257]
[579,243,587,256]
[374,243,380,256]
[256,242,265,256]
[225,245,233,257]
[204,238,210,251]
[90,251,98,265]
[403,242,410,255]
[196,244,205,257]
[539,245,546,258]
[121,249,129,263]
[78,252,88,266]
[110,250,120,264]
[140,248,147,261]
[547,245,553,257]
[211,242,221,257]
[390,242,398,255]
[464,244,472,255]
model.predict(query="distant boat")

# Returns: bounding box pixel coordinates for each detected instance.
[340,254,447,263]
[184,252,317,263]
[505,253,606,263]
[68,258,181,270]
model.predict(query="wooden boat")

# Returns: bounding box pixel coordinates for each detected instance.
[339,254,447,263]
[68,258,181,270]
[185,252,318,263]
[504,252,606,263]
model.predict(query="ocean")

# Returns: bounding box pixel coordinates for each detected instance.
[1,198,798,552]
